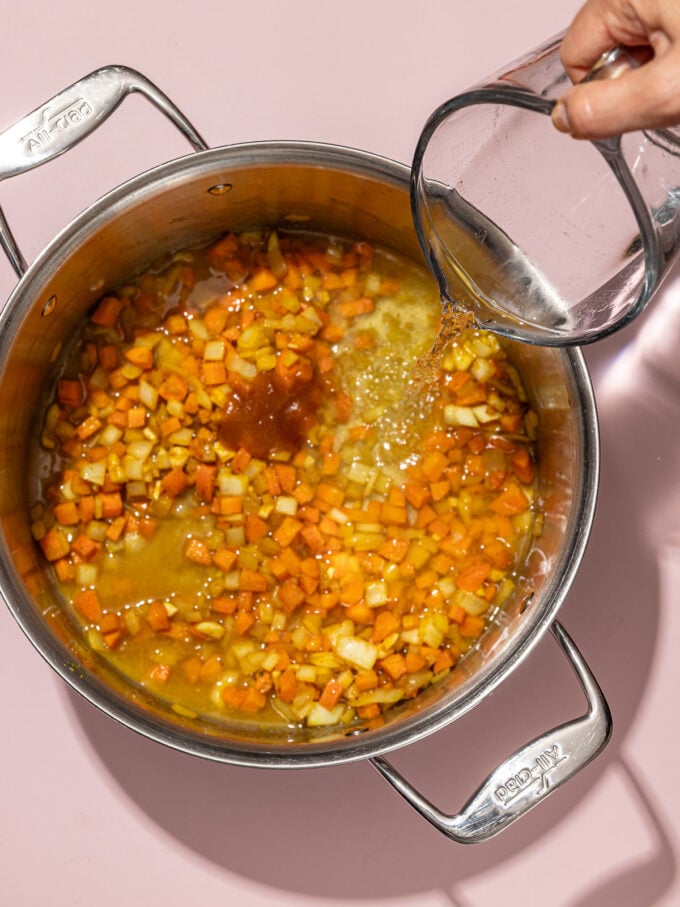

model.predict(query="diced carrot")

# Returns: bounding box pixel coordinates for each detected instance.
[124,346,154,370]
[334,392,353,423]
[422,450,449,483]
[213,548,238,573]
[74,589,102,623]
[430,480,450,502]
[221,686,247,709]
[430,553,454,575]
[71,534,101,561]
[456,561,490,593]
[511,447,535,484]
[57,379,85,409]
[147,601,170,632]
[200,655,223,683]
[105,515,128,541]
[318,516,340,537]
[250,268,278,292]
[354,669,379,691]
[273,516,303,547]
[54,501,80,526]
[161,468,188,498]
[239,569,268,593]
[263,466,281,495]
[490,482,530,515]
[405,651,427,672]
[91,296,123,327]
[194,464,217,503]
[276,668,298,702]
[371,610,400,643]
[235,610,256,635]
[99,613,120,634]
[416,569,437,590]
[378,537,410,563]
[460,615,486,638]
[75,415,102,440]
[320,323,345,343]
[202,361,227,386]
[211,594,237,615]
[225,450,248,477]
[500,413,523,433]
[319,678,344,711]
[357,703,381,719]
[380,502,407,525]
[292,480,315,505]
[184,537,212,566]
[448,602,466,624]
[149,664,172,684]
[483,539,514,569]
[54,558,73,583]
[125,407,146,429]
[338,574,364,606]
[215,495,242,516]
[353,330,375,350]
[159,416,182,438]
[346,602,374,625]
[273,462,296,493]
[139,518,158,540]
[337,297,374,319]
[164,313,188,334]
[78,494,95,523]
[204,305,229,336]
[99,492,123,519]
[414,504,437,529]
[102,631,122,650]
[183,656,203,684]
[315,482,345,509]
[349,424,372,441]
[158,373,189,402]
[300,523,326,553]
[278,579,306,612]
[207,232,240,267]
[381,653,407,680]
[245,514,269,543]
[98,345,119,370]
[433,650,455,673]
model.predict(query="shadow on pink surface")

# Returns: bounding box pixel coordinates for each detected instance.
[564,757,675,907]
[64,283,680,901]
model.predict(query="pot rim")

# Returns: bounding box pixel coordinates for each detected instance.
[0,140,600,768]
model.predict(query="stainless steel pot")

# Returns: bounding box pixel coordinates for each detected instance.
[0,66,610,844]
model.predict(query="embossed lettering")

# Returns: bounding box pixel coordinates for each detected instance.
[21,97,93,154]
[493,744,570,807]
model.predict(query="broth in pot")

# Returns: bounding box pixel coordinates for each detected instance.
[30,228,541,734]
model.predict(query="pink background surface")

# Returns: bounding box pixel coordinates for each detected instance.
[1,1,678,904]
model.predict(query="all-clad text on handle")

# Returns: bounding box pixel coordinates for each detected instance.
[371,621,612,844]
[0,65,208,276]
[0,65,207,181]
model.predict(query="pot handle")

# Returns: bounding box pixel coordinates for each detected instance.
[0,65,208,276]
[370,621,612,844]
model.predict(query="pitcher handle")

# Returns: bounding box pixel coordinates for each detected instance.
[0,65,208,276]
[370,621,612,844]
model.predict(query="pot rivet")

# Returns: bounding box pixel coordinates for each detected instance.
[208,183,233,196]
[41,295,57,318]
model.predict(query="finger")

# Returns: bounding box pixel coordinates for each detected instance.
[559,0,658,83]
[560,1,625,83]
[552,54,680,139]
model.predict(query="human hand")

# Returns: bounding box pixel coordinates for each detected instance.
[552,0,680,139]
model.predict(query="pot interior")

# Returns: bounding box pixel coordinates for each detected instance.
[0,143,598,766]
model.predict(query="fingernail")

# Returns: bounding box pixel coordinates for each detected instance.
[551,101,572,134]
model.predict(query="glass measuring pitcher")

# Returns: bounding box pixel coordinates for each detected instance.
[412,33,680,345]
